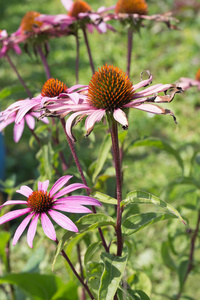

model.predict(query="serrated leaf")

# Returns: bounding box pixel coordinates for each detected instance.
[98,252,128,300]
[92,133,112,183]
[122,212,173,237]
[92,191,117,205]
[128,137,183,170]
[121,191,186,225]
[52,214,115,271]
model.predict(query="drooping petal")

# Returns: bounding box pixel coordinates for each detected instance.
[132,73,153,91]
[49,175,73,197]
[0,116,16,132]
[16,185,33,197]
[25,114,35,130]
[85,109,105,137]
[48,209,78,232]
[55,195,102,206]
[52,204,92,214]
[0,200,27,209]
[13,120,25,143]
[38,180,49,192]
[67,92,80,104]
[41,213,56,241]
[132,103,170,114]
[0,208,31,225]
[113,108,128,128]
[53,183,90,199]
[65,110,90,141]
[13,213,34,246]
[27,214,39,248]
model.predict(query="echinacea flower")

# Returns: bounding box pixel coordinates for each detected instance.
[0,175,101,247]
[0,29,21,58]
[177,68,200,91]
[0,98,49,142]
[40,64,181,141]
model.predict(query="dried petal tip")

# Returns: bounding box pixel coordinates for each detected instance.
[41,78,68,97]
[20,11,43,34]
[68,0,92,17]
[27,191,53,213]
[195,68,200,81]
[115,0,148,15]
[87,64,134,110]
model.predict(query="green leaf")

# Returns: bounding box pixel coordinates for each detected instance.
[0,273,60,300]
[84,241,102,266]
[118,287,151,300]
[92,191,117,205]
[127,271,152,297]
[121,191,186,225]
[0,85,25,99]
[92,133,112,183]
[122,212,173,237]
[178,259,189,289]
[86,261,104,295]
[128,137,183,170]
[161,241,177,271]
[52,214,115,271]
[0,231,11,269]
[98,252,128,300]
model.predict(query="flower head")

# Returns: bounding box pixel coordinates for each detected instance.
[0,176,101,247]
[41,78,68,97]
[0,98,48,142]
[115,0,148,15]
[20,11,43,34]
[68,0,92,17]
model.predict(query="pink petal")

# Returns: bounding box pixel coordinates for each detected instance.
[55,195,102,206]
[25,114,35,130]
[61,0,73,11]
[52,204,92,214]
[13,213,34,246]
[0,116,16,131]
[27,214,39,248]
[85,109,105,133]
[67,92,80,104]
[133,83,173,98]
[65,110,89,141]
[113,108,128,128]
[133,103,166,114]
[132,74,153,91]
[41,213,56,241]
[0,208,31,225]
[0,200,27,209]
[53,183,90,199]
[49,175,73,197]
[13,119,25,143]
[38,180,49,192]
[48,210,78,232]
[16,185,33,197]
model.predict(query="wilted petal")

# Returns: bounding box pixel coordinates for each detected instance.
[52,204,92,213]
[48,209,78,232]
[0,208,31,225]
[27,214,39,248]
[133,103,169,114]
[13,213,34,246]
[53,183,90,199]
[132,73,153,91]
[113,108,128,129]
[85,109,105,137]
[41,213,56,241]
[38,180,49,192]
[16,185,33,197]
[50,175,73,198]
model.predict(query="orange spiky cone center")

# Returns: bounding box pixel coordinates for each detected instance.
[41,78,68,97]
[20,11,43,34]
[68,0,92,17]
[115,0,148,15]
[195,68,200,81]
[27,191,53,213]
[87,64,134,110]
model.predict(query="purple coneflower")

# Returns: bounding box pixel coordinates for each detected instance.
[0,175,101,247]
[0,97,49,143]
[0,29,21,58]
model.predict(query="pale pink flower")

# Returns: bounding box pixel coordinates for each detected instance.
[0,29,21,58]
[0,176,101,248]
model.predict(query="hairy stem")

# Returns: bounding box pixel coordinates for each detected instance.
[5,54,33,98]
[127,28,133,77]
[75,34,80,84]
[37,45,51,79]
[110,119,123,257]
[55,239,94,299]
[82,27,95,74]
[60,118,109,252]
